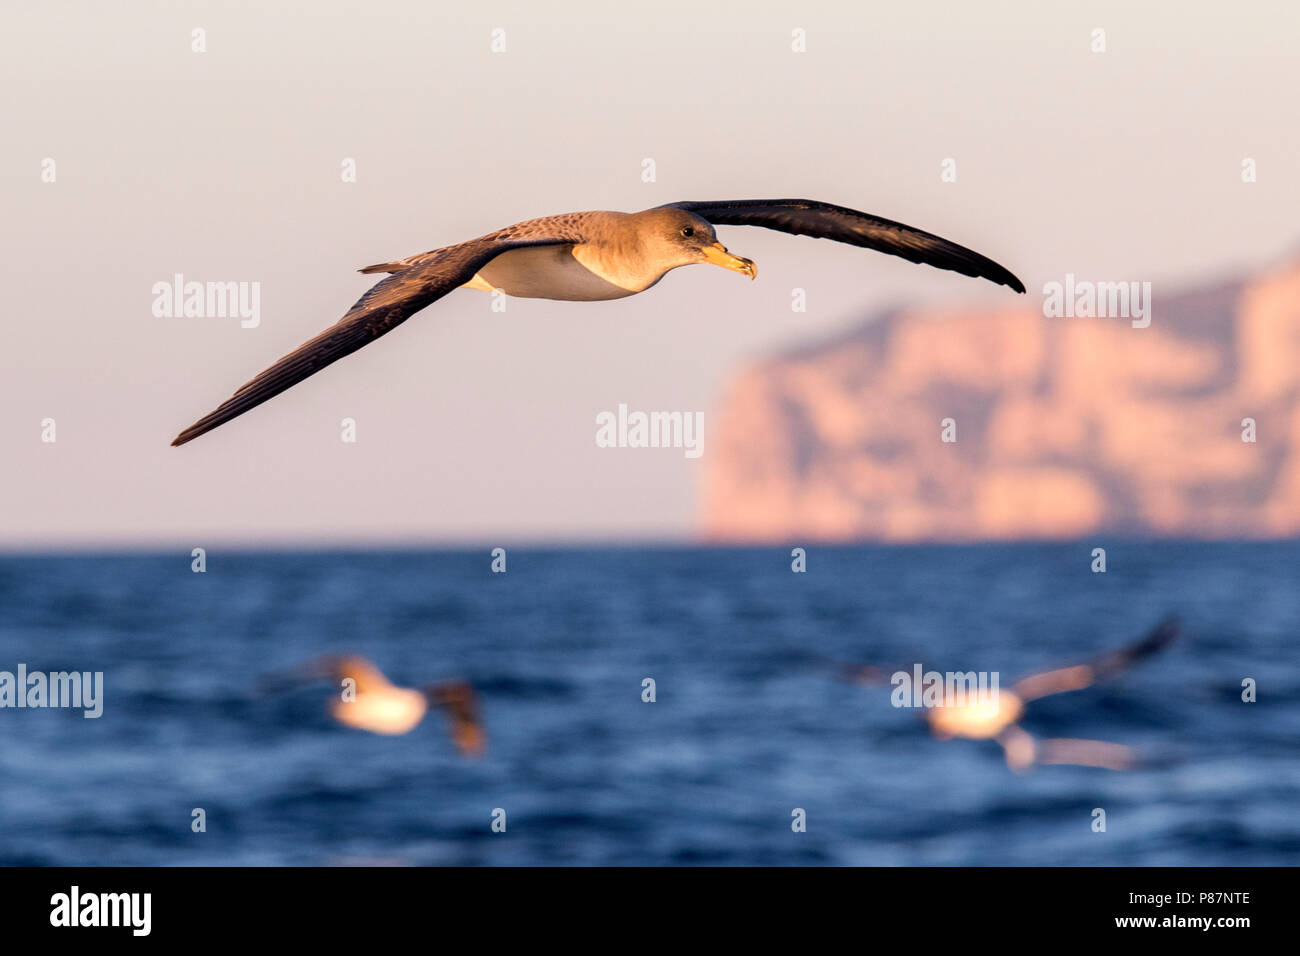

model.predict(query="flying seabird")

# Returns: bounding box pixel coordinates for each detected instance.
[840,617,1180,771]
[262,655,486,755]
[170,198,1024,445]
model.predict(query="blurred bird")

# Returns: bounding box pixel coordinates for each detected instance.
[262,655,485,756]
[170,198,1023,445]
[839,617,1181,771]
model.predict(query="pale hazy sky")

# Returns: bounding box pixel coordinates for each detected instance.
[3,1,1298,548]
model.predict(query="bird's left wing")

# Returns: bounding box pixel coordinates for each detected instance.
[996,727,1136,772]
[426,681,486,756]
[170,226,581,446]
[661,198,1025,292]
[1034,737,1137,771]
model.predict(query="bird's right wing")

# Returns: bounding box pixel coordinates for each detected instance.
[1010,617,1181,703]
[170,226,582,446]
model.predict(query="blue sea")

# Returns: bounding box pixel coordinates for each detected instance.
[0,542,1296,866]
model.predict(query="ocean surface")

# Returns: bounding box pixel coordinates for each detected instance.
[0,542,1296,866]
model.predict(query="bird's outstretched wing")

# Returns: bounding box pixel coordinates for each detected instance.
[996,726,1136,771]
[834,663,896,687]
[1034,737,1137,771]
[256,654,390,696]
[170,227,581,446]
[661,198,1025,293]
[1010,616,1181,703]
[425,681,486,756]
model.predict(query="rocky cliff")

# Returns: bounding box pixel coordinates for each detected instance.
[702,257,1300,542]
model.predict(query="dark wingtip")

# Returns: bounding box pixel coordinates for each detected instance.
[1151,615,1183,645]
[1133,616,1182,659]
[986,263,1025,294]
[170,424,203,447]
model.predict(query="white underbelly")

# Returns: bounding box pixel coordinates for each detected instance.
[463,245,649,301]
[331,690,427,735]
[925,692,1022,740]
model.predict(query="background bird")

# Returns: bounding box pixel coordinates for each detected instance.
[838,617,1181,771]
[171,198,1025,445]
[261,654,486,756]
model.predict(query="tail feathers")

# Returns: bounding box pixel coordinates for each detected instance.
[358,261,407,274]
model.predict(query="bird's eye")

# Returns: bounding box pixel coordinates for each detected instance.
[681,226,694,238]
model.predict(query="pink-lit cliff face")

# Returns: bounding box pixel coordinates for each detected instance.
[702,259,1300,543]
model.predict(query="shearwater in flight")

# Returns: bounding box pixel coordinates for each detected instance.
[171,198,1024,445]
[839,617,1180,771]
[262,655,485,756]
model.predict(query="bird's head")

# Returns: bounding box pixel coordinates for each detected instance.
[637,208,756,279]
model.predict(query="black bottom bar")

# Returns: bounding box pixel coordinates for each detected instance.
[0,866,1274,941]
